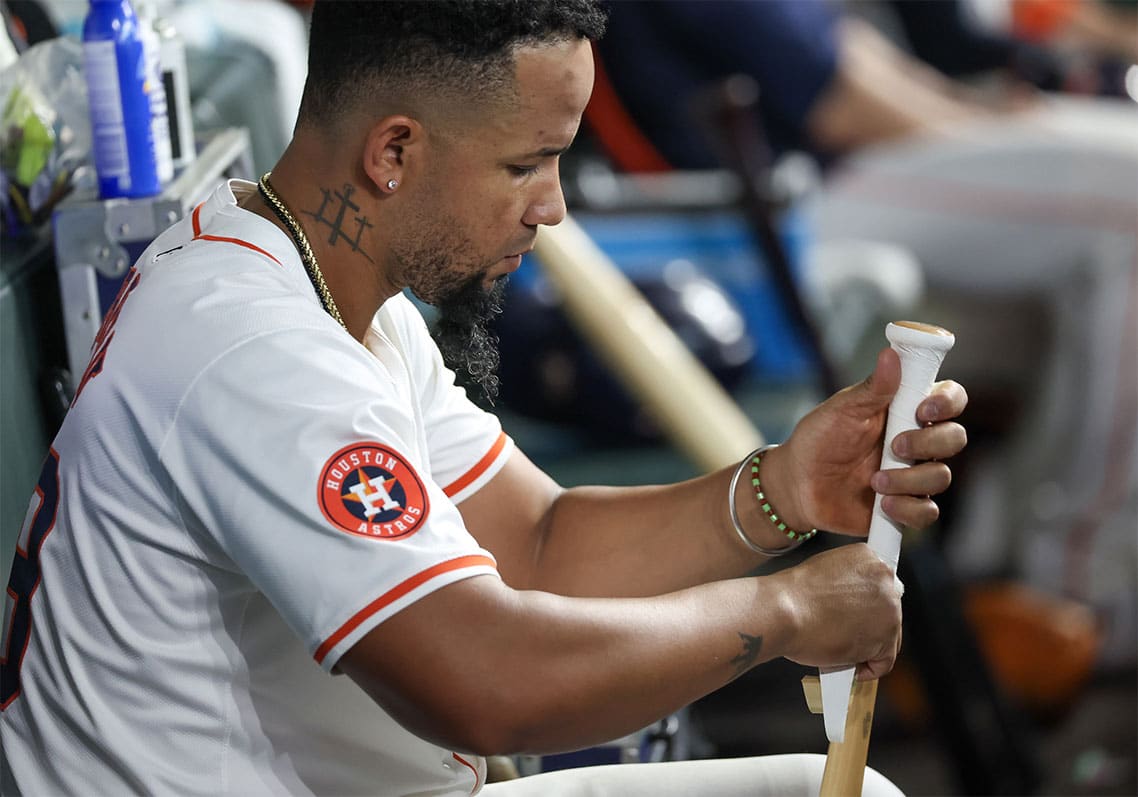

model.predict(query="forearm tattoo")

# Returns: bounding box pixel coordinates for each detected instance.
[729,631,764,677]
[303,183,374,262]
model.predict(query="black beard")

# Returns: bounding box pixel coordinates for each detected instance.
[430,274,508,404]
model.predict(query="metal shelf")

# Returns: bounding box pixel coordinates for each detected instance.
[51,128,252,380]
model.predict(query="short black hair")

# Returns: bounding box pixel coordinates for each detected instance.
[298,0,607,127]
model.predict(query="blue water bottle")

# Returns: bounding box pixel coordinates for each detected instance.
[82,0,174,199]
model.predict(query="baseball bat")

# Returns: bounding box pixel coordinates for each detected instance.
[532,215,765,472]
[810,321,954,796]
[803,674,880,797]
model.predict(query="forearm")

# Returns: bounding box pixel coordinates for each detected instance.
[482,580,790,753]
[807,18,986,153]
[341,573,795,756]
[465,360,965,598]
[528,447,809,597]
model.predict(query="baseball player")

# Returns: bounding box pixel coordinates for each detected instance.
[0,3,967,795]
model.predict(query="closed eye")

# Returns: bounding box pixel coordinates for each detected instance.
[508,164,540,177]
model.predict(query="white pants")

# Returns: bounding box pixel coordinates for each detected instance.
[804,95,1138,664]
[482,754,903,797]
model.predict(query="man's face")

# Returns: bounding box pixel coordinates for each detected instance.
[393,38,594,398]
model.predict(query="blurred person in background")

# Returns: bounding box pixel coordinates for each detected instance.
[877,0,1138,97]
[598,0,1137,668]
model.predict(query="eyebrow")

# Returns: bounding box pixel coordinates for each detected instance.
[519,145,570,159]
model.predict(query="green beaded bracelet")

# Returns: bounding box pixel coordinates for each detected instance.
[728,444,817,556]
[749,446,817,544]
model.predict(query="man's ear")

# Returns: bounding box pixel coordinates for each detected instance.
[363,115,422,193]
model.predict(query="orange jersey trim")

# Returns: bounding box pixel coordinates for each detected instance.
[191,201,282,266]
[191,202,204,236]
[314,554,497,665]
[452,752,481,794]
[443,432,508,499]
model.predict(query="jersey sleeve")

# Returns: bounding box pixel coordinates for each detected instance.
[374,296,515,505]
[160,325,499,671]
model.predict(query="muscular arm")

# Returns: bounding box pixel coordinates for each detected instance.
[340,573,784,755]
[339,357,960,754]
[458,447,790,597]
[462,351,966,598]
[338,543,898,756]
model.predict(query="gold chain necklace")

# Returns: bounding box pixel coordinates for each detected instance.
[257,172,348,331]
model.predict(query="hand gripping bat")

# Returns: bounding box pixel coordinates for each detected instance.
[805,321,955,796]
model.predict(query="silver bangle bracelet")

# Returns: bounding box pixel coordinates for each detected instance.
[728,444,810,557]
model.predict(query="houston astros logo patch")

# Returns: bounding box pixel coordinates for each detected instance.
[318,443,429,539]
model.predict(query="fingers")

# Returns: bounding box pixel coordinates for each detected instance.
[875,407,964,532]
[857,658,893,681]
[856,627,902,681]
[856,592,903,682]
[880,494,940,529]
[872,461,952,496]
[916,379,968,424]
[873,454,954,529]
[892,420,968,461]
[865,347,901,400]
[842,347,901,411]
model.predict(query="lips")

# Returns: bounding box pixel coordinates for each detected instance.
[506,236,536,259]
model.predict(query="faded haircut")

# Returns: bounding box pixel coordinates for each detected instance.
[298,0,607,128]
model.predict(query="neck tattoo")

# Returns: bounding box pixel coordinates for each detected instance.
[257,172,349,332]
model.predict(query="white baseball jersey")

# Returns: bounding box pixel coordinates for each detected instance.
[1,179,514,796]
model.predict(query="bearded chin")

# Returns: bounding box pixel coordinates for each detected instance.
[430,274,508,404]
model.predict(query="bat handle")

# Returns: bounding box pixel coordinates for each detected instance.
[819,322,954,750]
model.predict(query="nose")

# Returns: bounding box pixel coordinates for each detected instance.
[522,169,567,228]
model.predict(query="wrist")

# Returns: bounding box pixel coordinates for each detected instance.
[753,445,813,533]
[728,445,817,556]
[763,567,806,659]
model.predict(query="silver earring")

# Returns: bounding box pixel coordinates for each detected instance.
[386,179,399,190]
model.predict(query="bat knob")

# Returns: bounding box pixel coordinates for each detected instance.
[886,321,955,352]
